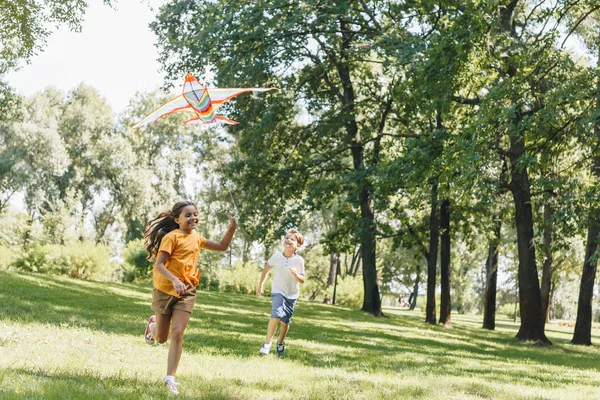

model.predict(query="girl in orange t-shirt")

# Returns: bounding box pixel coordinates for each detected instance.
[143,200,238,395]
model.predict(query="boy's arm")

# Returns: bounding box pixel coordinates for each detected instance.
[289,265,306,284]
[204,212,239,252]
[256,264,271,296]
[154,251,186,294]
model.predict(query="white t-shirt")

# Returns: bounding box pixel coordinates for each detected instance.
[267,252,305,299]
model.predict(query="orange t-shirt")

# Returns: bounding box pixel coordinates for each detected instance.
[154,230,207,297]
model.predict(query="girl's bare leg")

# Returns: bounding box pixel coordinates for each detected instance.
[167,310,191,376]
[152,312,172,344]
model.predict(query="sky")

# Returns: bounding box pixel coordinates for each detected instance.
[5,1,592,116]
[5,0,168,113]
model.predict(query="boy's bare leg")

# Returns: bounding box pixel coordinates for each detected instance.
[265,317,280,344]
[277,321,289,344]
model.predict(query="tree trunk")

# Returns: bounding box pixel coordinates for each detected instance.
[352,251,362,277]
[572,91,600,345]
[439,198,452,328]
[541,203,553,323]
[509,132,550,344]
[242,239,251,264]
[332,256,340,305]
[425,179,439,325]
[483,219,501,330]
[572,223,599,345]
[360,199,381,315]
[498,0,550,345]
[334,23,381,316]
[328,253,339,286]
[348,245,360,276]
[324,253,339,304]
[410,264,421,310]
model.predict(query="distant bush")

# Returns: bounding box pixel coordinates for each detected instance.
[121,239,153,283]
[497,303,519,320]
[328,275,363,308]
[198,275,221,291]
[218,261,264,295]
[11,242,114,280]
[0,245,19,270]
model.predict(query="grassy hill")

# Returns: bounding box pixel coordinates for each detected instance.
[1,271,599,399]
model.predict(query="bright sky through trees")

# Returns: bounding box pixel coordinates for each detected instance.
[5,0,167,113]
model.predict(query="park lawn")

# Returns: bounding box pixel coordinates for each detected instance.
[0,271,599,400]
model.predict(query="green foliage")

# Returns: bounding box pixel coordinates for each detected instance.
[0,1,112,75]
[0,208,31,246]
[328,275,364,308]
[0,245,18,270]
[218,261,264,295]
[120,238,153,283]
[296,242,330,301]
[497,303,519,321]
[3,1,600,343]
[10,242,113,280]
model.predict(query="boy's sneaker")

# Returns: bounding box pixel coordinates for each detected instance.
[259,343,271,355]
[145,315,156,345]
[276,342,285,357]
[164,379,179,395]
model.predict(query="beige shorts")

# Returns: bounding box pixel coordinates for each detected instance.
[151,285,197,314]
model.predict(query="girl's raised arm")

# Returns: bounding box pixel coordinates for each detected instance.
[204,211,238,252]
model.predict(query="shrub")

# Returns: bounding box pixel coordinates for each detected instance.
[497,303,519,320]
[209,278,220,291]
[12,244,68,274]
[121,238,153,282]
[11,242,114,280]
[218,261,263,295]
[64,242,113,279]
[328,275,363,308]
[0,245,19,270]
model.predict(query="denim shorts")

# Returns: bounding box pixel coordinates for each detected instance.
[271,293,297,324]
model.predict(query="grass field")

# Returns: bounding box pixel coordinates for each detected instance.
[1,271,599,399]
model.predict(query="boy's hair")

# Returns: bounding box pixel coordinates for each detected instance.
[144,200,197,260]
[286,228,304,247]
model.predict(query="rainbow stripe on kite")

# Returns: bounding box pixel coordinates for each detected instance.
[132,74,277,129]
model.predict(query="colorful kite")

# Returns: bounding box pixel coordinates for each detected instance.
[132,74,277,129]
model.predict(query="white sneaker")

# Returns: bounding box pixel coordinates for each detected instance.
[164,379,179,395]
[259,343,271,355]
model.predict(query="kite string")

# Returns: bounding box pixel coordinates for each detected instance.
[213,160,238,213]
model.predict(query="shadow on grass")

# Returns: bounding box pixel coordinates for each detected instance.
[3,366,432,400]
[0,367,240,400]
[0,271,152,336]
[2,270,600,390]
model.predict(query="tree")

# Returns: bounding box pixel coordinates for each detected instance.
[567,4,600,346]
[0,0,112,76]
[434,1,598,343]
[151,0,424,315]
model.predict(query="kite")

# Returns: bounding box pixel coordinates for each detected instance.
[132,73,277,129]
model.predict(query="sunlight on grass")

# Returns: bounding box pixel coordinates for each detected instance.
[2,271,600,399]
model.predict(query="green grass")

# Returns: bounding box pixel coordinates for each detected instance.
[1,271,599,399]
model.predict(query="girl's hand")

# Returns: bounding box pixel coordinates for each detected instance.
[256,287,262,296]
[289,266,298,276]
[171,278,186,295]
[228,210,238,226]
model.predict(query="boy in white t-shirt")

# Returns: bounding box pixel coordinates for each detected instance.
[256,228,305,356]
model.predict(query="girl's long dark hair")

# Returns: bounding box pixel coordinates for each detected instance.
[144,200,196,260]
